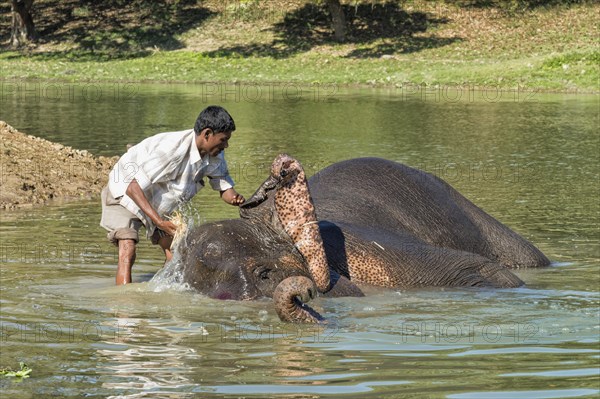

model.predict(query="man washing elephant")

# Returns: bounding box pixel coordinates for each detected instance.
[174,154,550,323]
[100,106,245,285]
[99,106,550,322]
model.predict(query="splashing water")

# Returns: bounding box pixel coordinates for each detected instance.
[168,210,188,250]
[149,204,202,293]
[149,244,190,293]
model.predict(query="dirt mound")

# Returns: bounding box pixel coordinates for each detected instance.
[0,121,118,209]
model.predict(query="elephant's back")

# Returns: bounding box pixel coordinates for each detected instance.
[308,157,482,249]
[308,157,550,268]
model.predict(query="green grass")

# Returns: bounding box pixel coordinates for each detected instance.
[0,1,598,92]
[1,49,597,91]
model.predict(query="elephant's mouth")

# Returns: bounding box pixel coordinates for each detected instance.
[210,283,258,301]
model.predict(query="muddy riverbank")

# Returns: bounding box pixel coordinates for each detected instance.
[0,121,117,209]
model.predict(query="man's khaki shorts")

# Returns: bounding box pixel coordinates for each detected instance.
[100,186,169,246]
[100,186,143,245]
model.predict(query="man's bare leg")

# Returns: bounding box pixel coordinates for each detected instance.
[117,239,136,285]
[157,234,173,264]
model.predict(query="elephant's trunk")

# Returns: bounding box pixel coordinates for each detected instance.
[272,154,331,293]
[273,276,323,323]
[291,220,330,292]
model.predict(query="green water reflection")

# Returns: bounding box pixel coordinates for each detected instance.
[0,84,598,398]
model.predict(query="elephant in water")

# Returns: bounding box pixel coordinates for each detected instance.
[172,154,549,323]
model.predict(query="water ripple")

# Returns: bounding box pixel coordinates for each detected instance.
[447,389,599,399]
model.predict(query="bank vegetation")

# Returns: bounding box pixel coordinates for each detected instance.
[1,0,598,91]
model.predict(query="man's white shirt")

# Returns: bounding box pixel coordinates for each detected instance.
[108,129,234,234]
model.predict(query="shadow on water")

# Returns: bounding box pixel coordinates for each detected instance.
[208,2,459,59]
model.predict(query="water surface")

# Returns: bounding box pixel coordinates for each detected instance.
[1,84,598,398]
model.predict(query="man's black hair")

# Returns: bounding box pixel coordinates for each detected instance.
[194,106,236,135]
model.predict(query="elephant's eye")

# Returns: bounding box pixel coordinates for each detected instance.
[258,268,271,280]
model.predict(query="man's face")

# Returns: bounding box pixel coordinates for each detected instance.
[198,130,231,157]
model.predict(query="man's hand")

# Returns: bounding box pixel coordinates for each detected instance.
[221,188,245,206]
[126,179,176,236]
[156,219,178,236]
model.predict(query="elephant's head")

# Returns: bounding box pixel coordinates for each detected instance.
[179,219,315,301]
[178,154,330,323]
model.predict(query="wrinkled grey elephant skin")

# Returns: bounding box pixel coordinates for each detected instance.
[309,158,549,288]
[177,156,549,322]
